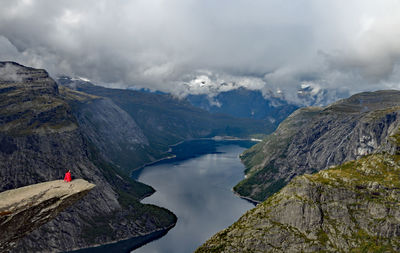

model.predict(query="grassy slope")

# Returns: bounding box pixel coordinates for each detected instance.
[197,151,400,252]
[234,91,400,202]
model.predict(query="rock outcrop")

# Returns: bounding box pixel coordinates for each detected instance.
[197,153,400,252]
[69,96,152,172]
[235,90,400,202]
[0,179,95,252]
[0,62,177,252]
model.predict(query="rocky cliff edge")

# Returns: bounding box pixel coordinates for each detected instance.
[0,179,95,252]
[197,153,400,252]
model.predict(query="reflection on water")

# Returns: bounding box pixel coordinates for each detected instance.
[133,141,255,253]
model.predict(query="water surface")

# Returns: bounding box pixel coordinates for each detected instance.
[132,140,255,253]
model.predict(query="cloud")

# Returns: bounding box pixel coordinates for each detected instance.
[0,62,23,82]
[0,0,400,103]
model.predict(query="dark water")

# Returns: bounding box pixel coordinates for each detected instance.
[71,140,255,253]
[131,140,255,253]
[68,229,169,253]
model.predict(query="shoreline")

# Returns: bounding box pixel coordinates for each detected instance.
[129,139,259,252]
[233,148,261,206]
[131,137,259,174]
[133,137,262,205]
[132,154,177,173]
[195,136,262,142]
[134,137,262,207]
[131,139,186,173]
[232,189,261,206]
[68,223,177,253]
[127,137,260,251]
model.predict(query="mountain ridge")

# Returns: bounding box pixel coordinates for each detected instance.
[197,152,400,252]
[197,90,400,252]
[58,76,275,169]
[0,62,177,252]
[186,87,298,123]
[234,90,400,202]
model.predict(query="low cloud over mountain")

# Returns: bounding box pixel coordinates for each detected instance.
[1,0,400,103]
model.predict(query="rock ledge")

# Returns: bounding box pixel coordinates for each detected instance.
[0,179,95,252]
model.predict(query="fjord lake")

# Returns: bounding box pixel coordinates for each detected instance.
[70,140,256,253]
[131,140,255,253]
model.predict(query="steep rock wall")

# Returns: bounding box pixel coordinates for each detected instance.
[235,91,400,201]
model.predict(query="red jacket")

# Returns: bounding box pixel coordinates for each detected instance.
[64,171,72,182]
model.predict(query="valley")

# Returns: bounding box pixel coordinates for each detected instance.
[1,61,400,253]
[198,90,400,252]
[0,62,278,252]
[2,2,400,252]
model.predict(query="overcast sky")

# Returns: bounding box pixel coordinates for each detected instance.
[1,0,400,102]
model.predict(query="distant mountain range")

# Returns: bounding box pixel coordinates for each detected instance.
[186,82,349,121]
[186,88,298,123]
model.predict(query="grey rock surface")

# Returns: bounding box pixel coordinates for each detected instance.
[235,90,400,201]
[198,153,400,252]
[0,62,176,253]
[72,97,152,171]
[0,179,95,252]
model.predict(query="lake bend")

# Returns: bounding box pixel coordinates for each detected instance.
[70,140,256,253]
[131,140,255,253]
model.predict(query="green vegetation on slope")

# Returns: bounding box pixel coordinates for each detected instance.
[197,151,400,252]
[82,141,177,244]
[68,82,273,148]
[234,91,400,202]
[234,107,323,201]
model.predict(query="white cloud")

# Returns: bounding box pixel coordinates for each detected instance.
[0,0,399,103]
[0,62,23,82]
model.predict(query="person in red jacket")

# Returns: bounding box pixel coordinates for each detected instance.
[64,170,72,182]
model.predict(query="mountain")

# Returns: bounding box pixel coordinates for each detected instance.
[234,90,400,202]
[295,83,350,107]
[197,152,400,252]
[186,88,298,124]
[197,90,400,252]
[63,89,156,172]
[58,77,275,161]
[0,62,176,252]
[185,82,350,123]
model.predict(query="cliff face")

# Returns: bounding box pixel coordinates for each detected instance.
[0,62,176,252]
[197,90,400,252]
[197,153,400,252]
[0,180,95,252]
[235,90,400,202]
[69,96,155,171]
[59,76,273,154]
